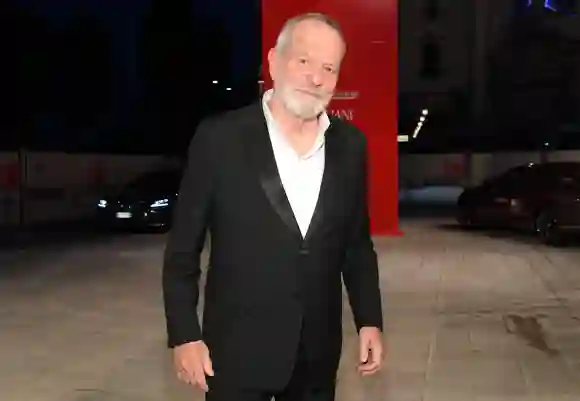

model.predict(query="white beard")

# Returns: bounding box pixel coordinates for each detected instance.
[278,85,330,120]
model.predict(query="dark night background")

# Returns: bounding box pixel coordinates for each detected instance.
[399,0,580,154]
[1,0,261,155]
[3,0,580,155]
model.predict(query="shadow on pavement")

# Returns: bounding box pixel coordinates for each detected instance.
[0,219,139,251]
[399,202,580,247]
[436,222,540,244]
[436,221,580,248]
[399,202,457,219]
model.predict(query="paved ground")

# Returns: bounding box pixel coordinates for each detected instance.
[2,219,580,401]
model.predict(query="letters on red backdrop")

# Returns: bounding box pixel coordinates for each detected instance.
[261,0,399,235]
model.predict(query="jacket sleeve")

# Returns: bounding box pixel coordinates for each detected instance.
[162,120,216,348]
[342,135,384,332]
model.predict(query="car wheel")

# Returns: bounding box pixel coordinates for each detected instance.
[457,208,475,228]
[156,224,171,234]
[535,210,563,246]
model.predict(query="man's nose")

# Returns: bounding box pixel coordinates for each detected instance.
[308,71,323,87]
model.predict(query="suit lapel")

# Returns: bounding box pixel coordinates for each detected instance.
[304,122,340,243]
[241,103,343,242]
[242,103,302,239]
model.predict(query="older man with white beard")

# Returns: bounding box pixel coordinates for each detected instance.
[162,12,384,401]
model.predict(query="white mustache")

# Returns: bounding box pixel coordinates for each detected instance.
[295,89,327,99]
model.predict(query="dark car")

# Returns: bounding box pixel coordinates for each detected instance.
[456,162,580,245]
[96,169,182,231]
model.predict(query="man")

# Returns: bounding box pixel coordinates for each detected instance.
[162,12,384,401]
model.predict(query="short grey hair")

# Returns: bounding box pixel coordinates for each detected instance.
[274,13,346,54]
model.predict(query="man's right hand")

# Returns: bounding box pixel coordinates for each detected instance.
[173,340,214,392]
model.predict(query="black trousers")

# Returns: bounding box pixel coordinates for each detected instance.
[206,335,336,401]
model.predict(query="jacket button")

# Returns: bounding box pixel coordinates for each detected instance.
[299,248,310,256]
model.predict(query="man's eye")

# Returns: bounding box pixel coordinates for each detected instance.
[298,58,308,64]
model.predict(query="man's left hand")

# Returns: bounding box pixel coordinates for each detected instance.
[357,326,384,376]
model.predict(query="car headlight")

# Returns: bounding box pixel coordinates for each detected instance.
[150,199,169,208]
[98,199,107,208]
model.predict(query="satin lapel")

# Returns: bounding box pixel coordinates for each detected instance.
[241,103,302,239]
[304,123,340,243]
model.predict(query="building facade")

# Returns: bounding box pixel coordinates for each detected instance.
[400,0,580,144]
[483,0,580,143]
[398,0,476,137]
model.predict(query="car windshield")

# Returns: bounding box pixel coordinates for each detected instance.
[538,164,580,189]
[557,171,580,187]
[127,171,182,192]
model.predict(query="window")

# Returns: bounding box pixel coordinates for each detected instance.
[420,41,441,79]
[540,164,580,189]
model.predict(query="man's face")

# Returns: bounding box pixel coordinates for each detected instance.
[269,20,344,120]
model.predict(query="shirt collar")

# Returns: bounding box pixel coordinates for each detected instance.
[261,89,330,158]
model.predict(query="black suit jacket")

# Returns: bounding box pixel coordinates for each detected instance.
[162,102,383,390]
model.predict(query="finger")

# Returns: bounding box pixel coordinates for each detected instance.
[359,358,379,370]
[177,368,192,383]
[359,339,369,363]
[177,370,186,382]
[178,363,199,387]
[358,347,381,371]
[194,366,209,392]
[371,344,383,365]
[361,365,380,376]
[203,354,214,377]
[358,360,380,375]
[369,346,383,370]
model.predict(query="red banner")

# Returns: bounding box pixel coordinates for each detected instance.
[262,0,399,235]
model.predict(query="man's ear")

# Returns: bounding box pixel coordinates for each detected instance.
[267,48,276,63]
[267,48,277,81]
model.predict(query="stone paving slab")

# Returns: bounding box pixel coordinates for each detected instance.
[2,219,580,400]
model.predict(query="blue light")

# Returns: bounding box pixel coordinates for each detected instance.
[526,0,578,12]
[525,0,559,10]
[545,0,558,11]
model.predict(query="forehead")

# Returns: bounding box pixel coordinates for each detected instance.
[287,20,344,61]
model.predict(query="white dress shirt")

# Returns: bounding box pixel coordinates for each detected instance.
[262,89,331,238]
